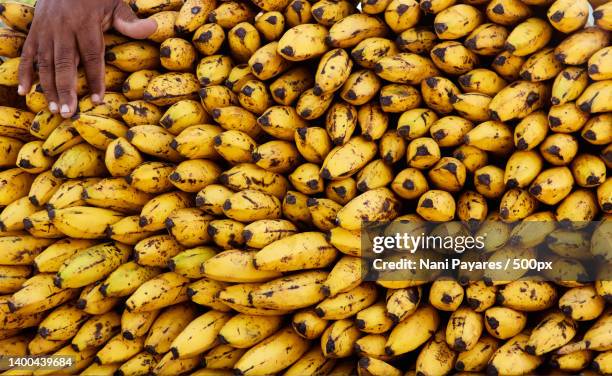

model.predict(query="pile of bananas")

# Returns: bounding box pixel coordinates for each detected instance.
[0,0,612,374]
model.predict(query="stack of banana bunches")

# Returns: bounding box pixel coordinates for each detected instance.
[1,0,612,374]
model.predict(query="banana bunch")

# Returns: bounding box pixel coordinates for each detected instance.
[0,0,611,374]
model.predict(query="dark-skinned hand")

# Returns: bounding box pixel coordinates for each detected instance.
[18,0,157,118]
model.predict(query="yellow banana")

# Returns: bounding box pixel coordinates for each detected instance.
[218,313,282,348]
[55,242,130,288]
[93,333,144,365]
[385,305,439,356]
[321,318,361,358]
[254,231,336,272]
[125,272,190,312]
[555,27,610,65]
[504,17,552,56]
[138,191,191,231]
[326,13,387,48]
[71,311,121,352]
[487,333,543,376]
[315,283,378,320]
[143,72,200,106]
[144,303,197,355]
[251,270,328,310]
[100,261,161,298]
[8,273,78,314]
[41,119,83,157]
[292,309,329,339]
[415,330,457,376]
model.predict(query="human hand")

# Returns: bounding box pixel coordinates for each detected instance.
[18,0,157,118]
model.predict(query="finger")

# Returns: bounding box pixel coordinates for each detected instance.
[18,37,36,96]
[37,45,59,113]
[54,35,78,118]
[112,1,157,39]
[77,28,105,104]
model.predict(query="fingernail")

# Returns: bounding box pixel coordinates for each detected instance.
[91,94,101,103]
[49,102,58,113]
[17,85,25,95]
[60,104,70,116]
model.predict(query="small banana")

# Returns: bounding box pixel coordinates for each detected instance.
[554,27,610,65]
[326,13,387,48]
[415,330,457,376]
[487,333,542,376]
[385,305,439,356]
[125,272,190,313]
[55,242,130,288]
[504,17,552,56]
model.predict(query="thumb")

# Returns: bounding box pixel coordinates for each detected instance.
[112,2,157,39]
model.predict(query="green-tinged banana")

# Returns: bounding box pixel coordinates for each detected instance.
[207,219,246,249]
[233,326,309,375]
[487,333,542,376]
[175,0,217,34]
[144,303,197,355]
[555,27,610,66]
[218,313,282,348]
[51,143,106,179]
[93,333,144,365]
[254,11,285,41]
[202,249,280,283]
[415,330,457,376]
[122,70,160,100]
[497,279,557,311]
[37,304,89,341]
[99,261,160,299]
[375,53,439,84]
[125,272,189,313]
[55,242,130,288]
[326,13,387,48]
[251,270,328,310]
[165,209,213,247]
[547,0,589,33]
[134,235,183,268]
[8,273,78,314]
[504,17,552,56]
[138,191,191,231]
[278,23,329,61]
[416,189,455,221]
[351,37,398,69]
[385,305,438,356]
[143,72,200,106]
[315,283,377,320]
[243,219,297,249]
[429,278,464,311]
[292,309,329,339]
[355,302,393,334]
[40,120,82,158]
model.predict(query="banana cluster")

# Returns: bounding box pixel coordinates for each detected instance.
[0,0,611,374]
